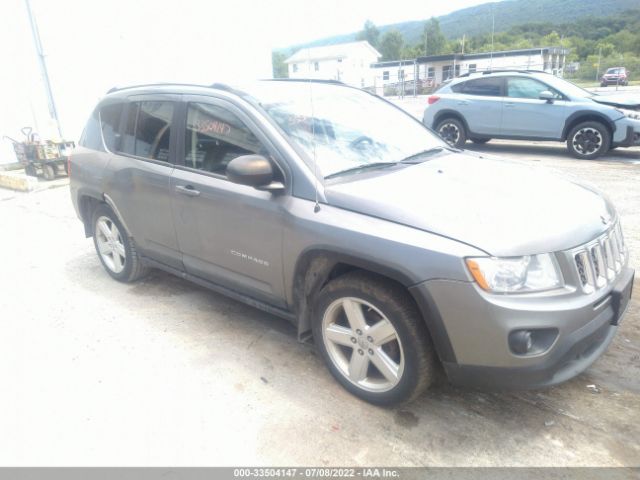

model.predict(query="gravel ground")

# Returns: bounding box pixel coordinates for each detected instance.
[0,129,638,467]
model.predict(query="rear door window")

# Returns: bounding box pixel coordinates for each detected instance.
[461,77,503,96]
[120,101,174,162]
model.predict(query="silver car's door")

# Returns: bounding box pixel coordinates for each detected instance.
[501,77,567,139]
[170,96,288,307]
[454,76,504,136]
[104,95,183,270]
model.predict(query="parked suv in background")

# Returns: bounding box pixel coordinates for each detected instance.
[71,79,633,405]
[601,67,629,87]
[424,70,640,159]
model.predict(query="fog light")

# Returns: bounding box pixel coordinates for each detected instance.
[509,328,559,356]
[510,330,533,354]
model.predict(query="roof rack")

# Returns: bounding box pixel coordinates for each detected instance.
[457,69,549,78]
[260,78,345,85]
[106,82,239,95]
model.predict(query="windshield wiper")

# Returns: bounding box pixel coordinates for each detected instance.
[399,147,448,163]
[325,161,400,179]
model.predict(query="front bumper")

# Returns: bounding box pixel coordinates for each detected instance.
[412,267,634,390]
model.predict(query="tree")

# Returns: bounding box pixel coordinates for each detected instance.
[379,30,404,61]
[271,51,289,79]
[356,20,380,49]
[422,18,447,56]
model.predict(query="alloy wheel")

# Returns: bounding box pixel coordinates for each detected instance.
[321,297,404,393]
[95,216,126,273]
[572,127,603,155]
[438,123,460,146]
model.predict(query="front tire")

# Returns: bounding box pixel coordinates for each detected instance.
[92,204,149,282]
[435,117,467,148]
[470,137,490,144]
[312,271,436,406]
[566,121,610,160]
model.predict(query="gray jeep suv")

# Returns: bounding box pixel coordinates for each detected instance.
[424,70,640,159]
[70,79,634,405]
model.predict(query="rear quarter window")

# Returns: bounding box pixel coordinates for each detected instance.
[78,102,124,151]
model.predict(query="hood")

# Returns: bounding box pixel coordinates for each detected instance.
[592,94,640,110]
[325,153,615,256]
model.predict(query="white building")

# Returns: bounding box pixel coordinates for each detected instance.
[285,41,382,88]
[371,47,570,94]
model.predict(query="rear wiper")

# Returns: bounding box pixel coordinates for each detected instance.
[325,161,400,179]
[399,147,448,163]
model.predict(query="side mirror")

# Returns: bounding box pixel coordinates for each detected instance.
[539,90,555,103]
[226,155,284,191]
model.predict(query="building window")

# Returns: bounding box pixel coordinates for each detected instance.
[338,58,343,63]
[292,64,298,73]
[427,67,435,78]
[443,65,453,80]
[455,64,460,77]
[383,71,389,81]
[314,62,319,72]
[468,64,477,73]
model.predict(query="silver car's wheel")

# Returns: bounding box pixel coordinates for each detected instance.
[567,121,610,160]
[313,271,436,405]
[322,297,405,393]
[95,215,126,274]
[438,122,460,146]
[435,117,466,148]
[572,127,603,155]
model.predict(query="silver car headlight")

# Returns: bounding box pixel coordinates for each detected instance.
[615,108,640,120]
[465,254,563,293]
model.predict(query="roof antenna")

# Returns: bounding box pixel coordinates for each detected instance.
[307,49,321,213]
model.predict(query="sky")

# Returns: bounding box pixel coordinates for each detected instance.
[0,0,488,160]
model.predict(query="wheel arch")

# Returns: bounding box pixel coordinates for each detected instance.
[432,109,470,133]
[562,111,615,141]
[291,249,454,362]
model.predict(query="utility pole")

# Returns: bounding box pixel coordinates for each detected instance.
[24,0,62,138]
[461,34,465,55]
[595,46,602,82]
[489,8,495,70]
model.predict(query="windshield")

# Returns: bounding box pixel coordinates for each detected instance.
[541,75,596,99]
[606,68,623,74]
[249,82,444,178]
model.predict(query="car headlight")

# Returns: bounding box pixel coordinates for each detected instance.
[465,254,563,293]
[615,108,640,120]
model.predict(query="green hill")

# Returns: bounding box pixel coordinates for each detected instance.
[280,0,639,52]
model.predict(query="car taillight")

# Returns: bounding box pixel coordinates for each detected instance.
[428,95,440,105]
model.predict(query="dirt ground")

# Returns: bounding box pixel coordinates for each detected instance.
[0,136,639,467]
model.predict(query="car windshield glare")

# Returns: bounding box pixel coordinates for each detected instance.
[252,83,443,178]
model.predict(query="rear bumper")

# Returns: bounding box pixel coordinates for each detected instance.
[414,267,634,390]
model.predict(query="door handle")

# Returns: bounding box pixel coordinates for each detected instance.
[504,102,515,108]
[457,100,469,105]
[175,185,200,197]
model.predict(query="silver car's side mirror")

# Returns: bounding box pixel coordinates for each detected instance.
[539,90,555,103]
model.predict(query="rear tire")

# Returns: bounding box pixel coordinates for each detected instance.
[566,121,610,160]
[92,204,149,283]
[471,137,490,144]
[312,271,436,406]
[435,117,467,148]
[42,164,56,180]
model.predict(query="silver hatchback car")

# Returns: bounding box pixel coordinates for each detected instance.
[71,79,634,405]
[424,70,640,159]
